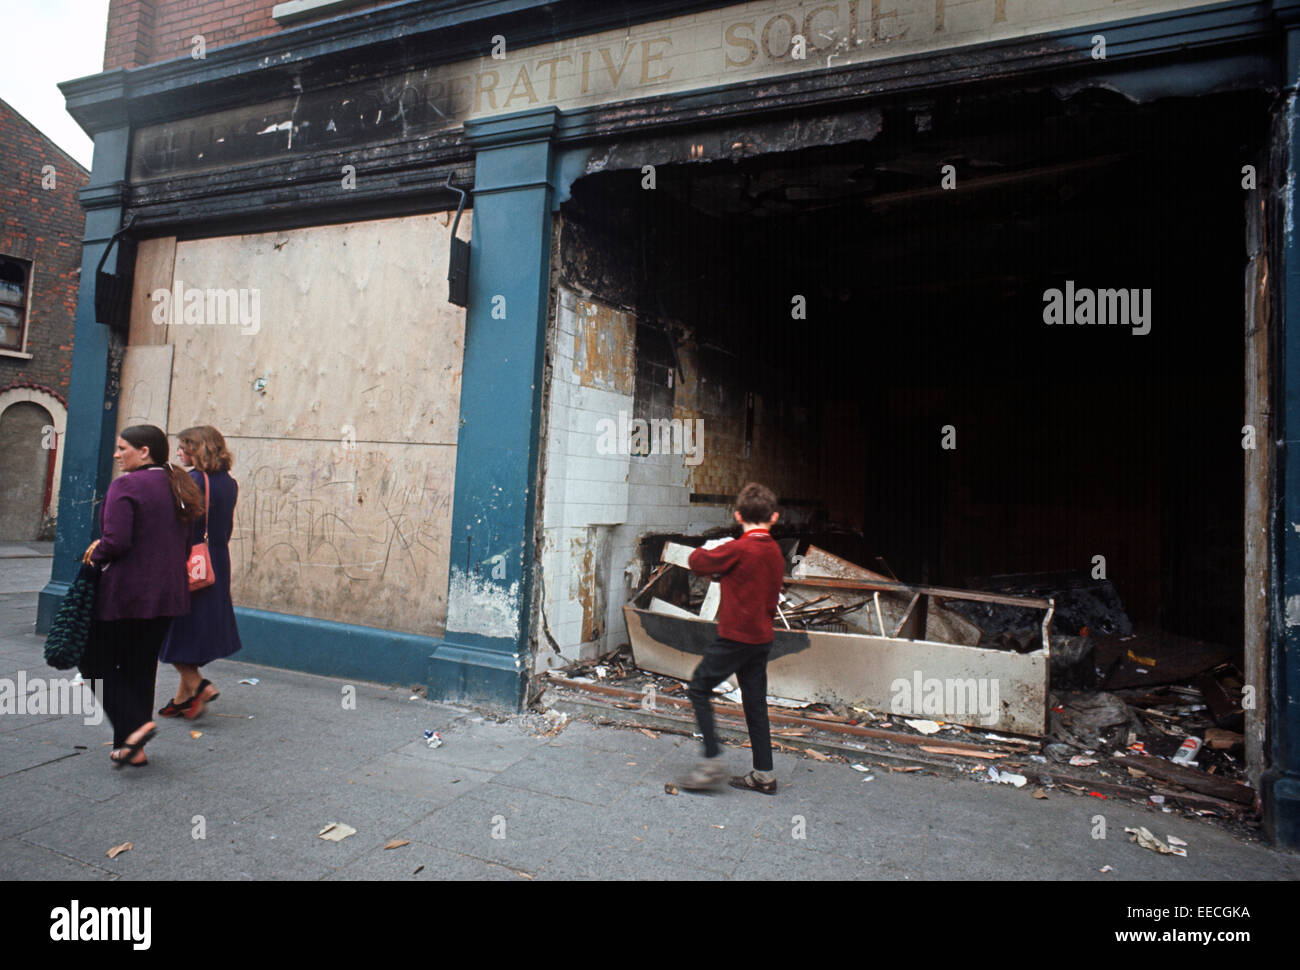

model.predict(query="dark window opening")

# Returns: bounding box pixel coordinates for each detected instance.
[0,257,30,352]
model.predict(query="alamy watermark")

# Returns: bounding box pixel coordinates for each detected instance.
[151,281,261,335]
[0,671,102,726]
[890,670,1000,726]
[1042,282,1150,336]
[595,411,704,466]
[50,900,150,950]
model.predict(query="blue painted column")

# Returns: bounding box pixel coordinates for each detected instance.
[37,125,133,632]
[1267,7,1300,849]
[428,107,560,709]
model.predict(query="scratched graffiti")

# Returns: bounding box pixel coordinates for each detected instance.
[229,438,456,636]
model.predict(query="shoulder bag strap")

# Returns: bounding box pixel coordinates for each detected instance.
[202,471,210,543]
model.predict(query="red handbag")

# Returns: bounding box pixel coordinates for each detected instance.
[187,471,215,592]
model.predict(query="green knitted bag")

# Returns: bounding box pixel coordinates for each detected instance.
[44,564,99,670]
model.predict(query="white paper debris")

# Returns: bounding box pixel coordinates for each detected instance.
[1069,755,1099,766]
[238,678,259,686]
[318,822,356,842]
[986,767,1027,787]
[905,719,942,735]
[1125,826,1181,856]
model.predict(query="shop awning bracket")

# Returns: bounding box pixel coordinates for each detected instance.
[93,214,136,334]
[443,174,470,308]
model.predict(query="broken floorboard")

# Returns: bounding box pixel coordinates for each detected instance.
[1126,754,1257,806]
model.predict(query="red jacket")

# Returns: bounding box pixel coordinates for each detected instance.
[687,530,786,644]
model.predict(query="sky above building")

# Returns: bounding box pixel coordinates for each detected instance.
[4,0,111,170]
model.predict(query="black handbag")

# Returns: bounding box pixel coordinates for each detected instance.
[44,564,99,670]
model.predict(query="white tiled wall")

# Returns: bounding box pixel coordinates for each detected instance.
[536,286,730,673]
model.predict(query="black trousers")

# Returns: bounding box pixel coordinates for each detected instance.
[81,617,170,748]
[687,637,773,772]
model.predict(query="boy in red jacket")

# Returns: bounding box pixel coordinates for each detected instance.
[678,482,787,794]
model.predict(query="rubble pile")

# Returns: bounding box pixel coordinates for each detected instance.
[534,536,1260,836]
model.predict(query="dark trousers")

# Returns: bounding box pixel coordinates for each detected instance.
[82,618,170,747]
[687,637,773,772]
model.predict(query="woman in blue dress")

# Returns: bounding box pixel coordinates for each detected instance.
[158,425,243,719]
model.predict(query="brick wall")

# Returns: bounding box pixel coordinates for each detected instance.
[104,0,401,69]
[0,99,89,398]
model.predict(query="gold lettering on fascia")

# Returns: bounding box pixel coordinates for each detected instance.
[131,0,1211,179]
[467,0,1205,113]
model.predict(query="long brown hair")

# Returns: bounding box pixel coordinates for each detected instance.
[178,425,234,473]
[120,424,205,523]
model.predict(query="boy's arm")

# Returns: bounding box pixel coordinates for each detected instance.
[688,540,741,575]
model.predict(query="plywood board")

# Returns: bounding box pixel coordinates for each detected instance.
[128,236,177,347]
[166,213,467,446]
[116,344,175,440]
[229,436,455,635]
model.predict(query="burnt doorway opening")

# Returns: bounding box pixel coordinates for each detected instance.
[556,86,1264,678]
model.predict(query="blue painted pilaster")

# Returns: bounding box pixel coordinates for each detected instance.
[427,107,560,709]
[36,126,132,633]
[1266,5,1300,849]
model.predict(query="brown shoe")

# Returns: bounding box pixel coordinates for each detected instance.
[678,760,726,791]
[729,771,777,795]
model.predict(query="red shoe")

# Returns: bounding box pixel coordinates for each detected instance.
[159,697,195,717]
[183,694,206,720]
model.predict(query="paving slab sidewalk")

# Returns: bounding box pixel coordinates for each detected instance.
[0,587,1297,881]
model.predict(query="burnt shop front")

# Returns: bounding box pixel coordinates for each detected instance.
[46,0,1300,845]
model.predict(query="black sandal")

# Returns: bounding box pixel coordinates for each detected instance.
[729,771,778,795]
[111,727,156,770]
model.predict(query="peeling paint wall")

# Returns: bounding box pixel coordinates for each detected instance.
[446,565,521,639]
[133,212,467,636]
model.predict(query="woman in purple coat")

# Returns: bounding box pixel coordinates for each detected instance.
[158,425,243,719]
[80,424,203,767]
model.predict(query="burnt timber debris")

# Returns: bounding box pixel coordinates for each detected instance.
[627,542,1055,735]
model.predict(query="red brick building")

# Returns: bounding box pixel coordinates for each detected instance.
[0,98,88,539]
[103,0,397,69]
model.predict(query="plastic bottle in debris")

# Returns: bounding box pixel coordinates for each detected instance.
[1171,736,1201,765]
